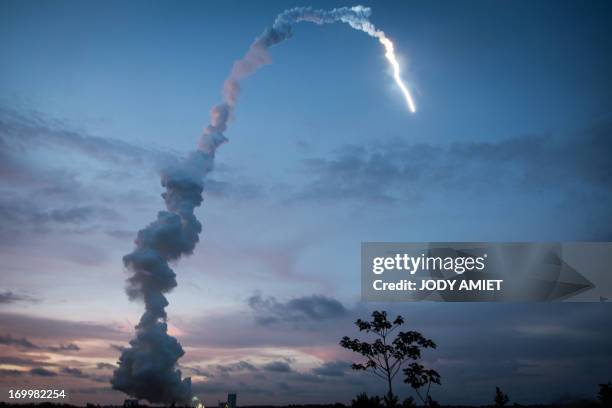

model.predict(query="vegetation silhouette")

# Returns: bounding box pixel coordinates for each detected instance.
[340,310,439,407]
[494,387,510,407]
[350,393,416,408]
[599,382,612,408]
[351,392,382,408]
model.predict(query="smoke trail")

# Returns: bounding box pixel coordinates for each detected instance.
[220,5,416,122]
[112,5,410,404]
[111,134,225,404]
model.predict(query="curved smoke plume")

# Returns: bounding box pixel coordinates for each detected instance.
[112,5,401,404]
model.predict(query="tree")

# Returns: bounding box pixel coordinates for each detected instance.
[599,382,612,408]
[494,386,510,407]
[340,310,438,406]
[403,362,441,406]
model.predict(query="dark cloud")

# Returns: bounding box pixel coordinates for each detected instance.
[0,356,55,367]
[0,369,23,377]
[110,343,128,352]
[0,358,89,379]
[0,333,39,349]
[0,312,124,341]
[29,367,57,377]
[0,106,175,168]
[182,296,352,349]
[48,342,80,352]
[1,333,80,352]
[312,360,351,377]
[96,362,116,370]
[204,178,262,201]
[298,119,612,205]
[187,360,371,405]
[105,229,136,240]
[0,202,120,227]
[277,381,291,391]
[182,365,214,378]
[262,361,292,373]
[49,206,118,224]
[289,372,327,384]
[0,291,38,304]
[61,367,88,378]
[214,360,258,374]
[248,294,348,326]
[0,106,177,247]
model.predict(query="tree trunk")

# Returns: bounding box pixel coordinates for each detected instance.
[382,332,394,406]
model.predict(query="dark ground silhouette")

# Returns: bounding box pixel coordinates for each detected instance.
[0,402,607,408]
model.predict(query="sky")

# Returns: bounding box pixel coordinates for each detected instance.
[1,0,612,405]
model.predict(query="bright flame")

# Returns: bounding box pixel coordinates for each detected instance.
[378,35,416,113]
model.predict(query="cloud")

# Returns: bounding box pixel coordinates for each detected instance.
[0,201,120,228]
[96,362,116,370]
[49,206,118,224]
[61,367,88,378]
[186,355,372,405]
[110,343,128,352]
[0,333,81,353]
[181,301,612,405]
[311,360,352,377]
[0,105,255,207]
[204,178,263,201]
[0,291,38,304]
[0,356,56,367]
[29,367,57,377]
[0,106,178,247]
[248,294,348,326]
[289,371,327,384]
[105,229,136,239]
[0,369,23,377]
[262,361,293,373]
[182,365,214,378]
[181,296,354,349]
[0,106,175,168]
[47,342,80,352]
[0,312,124,341]
[0,334,39,349]
[214,360,258,374]
[298,119,612,205]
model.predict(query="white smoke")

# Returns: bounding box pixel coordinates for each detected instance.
[218,5,415,125]
[112,5,406,404]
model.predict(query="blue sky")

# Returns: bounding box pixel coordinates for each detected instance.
[1,0,612,405]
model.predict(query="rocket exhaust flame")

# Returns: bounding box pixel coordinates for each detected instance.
[379,36,416,113]
[112,5,415,404]
[278,5,417,113]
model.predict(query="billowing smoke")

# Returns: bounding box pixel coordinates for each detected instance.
[110,145,224,403]
[112,5,407,404]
